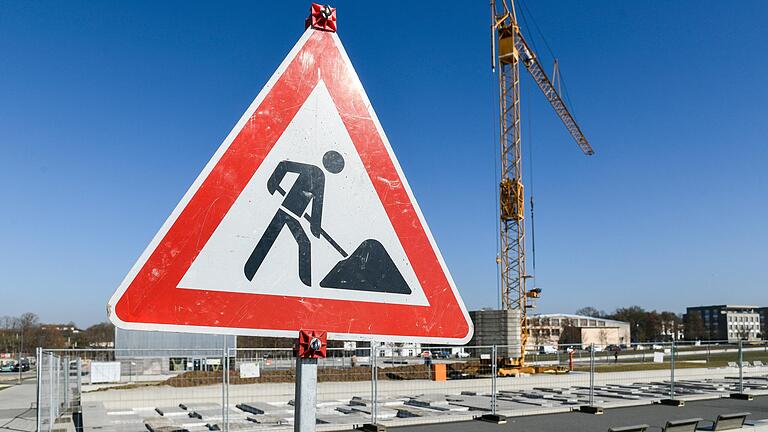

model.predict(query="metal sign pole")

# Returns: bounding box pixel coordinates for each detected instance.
[294,357,318,432]
[294,331,326,432]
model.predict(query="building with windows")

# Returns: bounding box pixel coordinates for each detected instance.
[759,307,768,340]
[685,305,761,342]
[528,314,631,349]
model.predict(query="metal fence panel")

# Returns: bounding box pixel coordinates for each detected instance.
[34,341,768,431]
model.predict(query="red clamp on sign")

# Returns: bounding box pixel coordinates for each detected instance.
[305,3,337,32]
[297,330,327,358]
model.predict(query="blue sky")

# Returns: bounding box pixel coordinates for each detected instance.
[1,1,767,327]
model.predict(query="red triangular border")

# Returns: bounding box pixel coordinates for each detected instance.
[108,29,472,344]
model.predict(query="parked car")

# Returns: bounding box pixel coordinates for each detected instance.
[455,351,470,358]
[606,344,622,352]
[538,345,558,354]
[432,351,450,359]
[0,362,16,373]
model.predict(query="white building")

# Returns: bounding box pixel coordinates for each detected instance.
[686,305,761,342]
[529,314,631,349]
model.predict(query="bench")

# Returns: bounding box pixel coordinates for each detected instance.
[662,418,702,432]
[608,425,649,432]
[700,412,751,431]
[610,416,731,432]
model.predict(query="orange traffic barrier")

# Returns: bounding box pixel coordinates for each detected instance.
[431,363,446,381]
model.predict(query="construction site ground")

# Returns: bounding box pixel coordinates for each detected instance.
[77,366,768,431]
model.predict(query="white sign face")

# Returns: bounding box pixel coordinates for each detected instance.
[239,362,261,379]
[90,361,121,384]
[343,341,357,351]
[178,82,429,307]
[653,352,664,363]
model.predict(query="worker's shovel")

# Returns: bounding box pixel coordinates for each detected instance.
[274,186,348,257]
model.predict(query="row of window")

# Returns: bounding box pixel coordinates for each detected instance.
[728,323,758,329]
[727,330,758,338]
[727,314,759,323]
[529,318,609,328]
[531,329,561,337]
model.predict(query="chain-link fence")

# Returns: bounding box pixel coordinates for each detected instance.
[36,341,768,431]
[36,348,81,432]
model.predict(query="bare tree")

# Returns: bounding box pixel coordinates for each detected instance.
[575,307,605,318]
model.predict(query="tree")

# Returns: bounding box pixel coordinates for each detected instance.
[609,306,648,342]
[659,311,682,341]
[82,322,115,347]
[575,307,606,318]
[644,311,663,341]
[33,327,67,349]
[18,313,39,330]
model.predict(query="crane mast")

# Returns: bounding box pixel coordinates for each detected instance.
[491,0,594,366]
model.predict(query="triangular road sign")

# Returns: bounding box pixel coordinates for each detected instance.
[108,28,473,344]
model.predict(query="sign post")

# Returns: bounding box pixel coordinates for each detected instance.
[108,4,473,431]
[295,330,326,432]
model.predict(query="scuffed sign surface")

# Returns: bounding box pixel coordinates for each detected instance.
[107,28,472,345]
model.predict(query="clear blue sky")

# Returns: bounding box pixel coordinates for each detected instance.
[2,1,767,327]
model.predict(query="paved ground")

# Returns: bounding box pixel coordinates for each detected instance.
[391,395,768,432]
[79,371,768,431]
[18,365,768,432]
[0,372,34,384]
[0,380,37,432]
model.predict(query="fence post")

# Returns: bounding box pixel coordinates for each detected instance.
[657,341,684,405]
[63,355,70,412]
[370,342,378,424]
[36,347,42,432]
[76,357,82,408]
[727,339,753,400]
[670,340,675,399]
[49,352,54,432]
[578,343,603,414]
[220,344,228,432]
[589,345,595,407]
[738,339,744,394]
[491,345,497,415]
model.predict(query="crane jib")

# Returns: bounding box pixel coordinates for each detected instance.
[514,29,594,156]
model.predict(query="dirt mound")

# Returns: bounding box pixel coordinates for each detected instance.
[162,364,435,387]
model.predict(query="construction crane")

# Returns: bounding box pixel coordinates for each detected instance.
[491,0,594,367]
